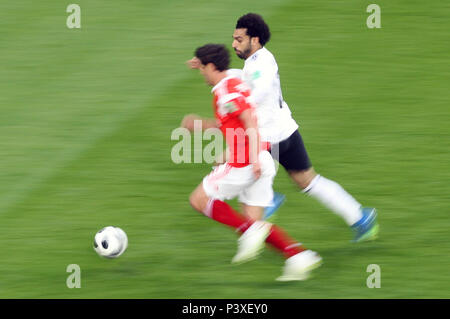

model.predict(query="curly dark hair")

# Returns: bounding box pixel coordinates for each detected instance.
[195,44,230,72]
[236,13,271,46]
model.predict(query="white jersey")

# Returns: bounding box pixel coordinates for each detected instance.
[228,47,298,144]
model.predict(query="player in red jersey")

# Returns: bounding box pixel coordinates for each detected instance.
[181,44,322,281]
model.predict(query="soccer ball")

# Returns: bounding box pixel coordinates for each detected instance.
[93,226,128,258]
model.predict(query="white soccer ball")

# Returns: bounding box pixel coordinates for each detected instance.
[93,226,128,258]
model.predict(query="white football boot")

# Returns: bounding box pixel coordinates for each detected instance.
[276,250,323,281]
[232,221,272,264]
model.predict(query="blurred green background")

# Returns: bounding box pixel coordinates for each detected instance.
[0,0,448,298]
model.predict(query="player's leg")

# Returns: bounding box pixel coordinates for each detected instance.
[264,143,285,220]
[190,182,250,230]
[232,204,272,264]
[293,169,378,242]
[192,162,278,264]
[289,167,363,226]
[235,201,322,280]
[263,192,285,220]
[278,130,378,242]
[239,151,322,280]
[190,164,251,230]
[240,203,263,221]
[232,151,277,264]
[189,183,211,214]
[191,165,321,280]
[229,152,276,264]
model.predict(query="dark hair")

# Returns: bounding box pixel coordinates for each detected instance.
[195,44,230,71]
[236,13,271,46]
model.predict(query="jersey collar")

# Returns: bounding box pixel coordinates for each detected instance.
[245,47,265,63]
[211,75,233,93]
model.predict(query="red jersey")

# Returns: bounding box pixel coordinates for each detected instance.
[212,76,255,168]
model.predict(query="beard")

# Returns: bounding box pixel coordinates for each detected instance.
[234,45,252,60]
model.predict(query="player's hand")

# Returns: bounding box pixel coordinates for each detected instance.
[252,160,262,179]
[186,57,201,69]
[181,114,202,131]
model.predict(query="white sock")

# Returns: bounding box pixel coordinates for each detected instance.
[303,175,363,226]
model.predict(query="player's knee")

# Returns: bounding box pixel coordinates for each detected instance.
[189,191,201,212]
[290,168,317,189]
[189,189,207,213]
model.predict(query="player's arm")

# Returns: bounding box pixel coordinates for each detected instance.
[181,114,217,131]
[239,108,261,179]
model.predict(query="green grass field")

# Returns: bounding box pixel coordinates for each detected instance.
[0,0,448,298]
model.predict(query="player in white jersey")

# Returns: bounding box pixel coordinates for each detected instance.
[230,13,378,242]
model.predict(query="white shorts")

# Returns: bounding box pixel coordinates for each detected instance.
[202,151,275,207]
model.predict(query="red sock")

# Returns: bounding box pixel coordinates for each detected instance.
[266,225,305,258]
[206,199,251,231]
[205,200,305,259]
